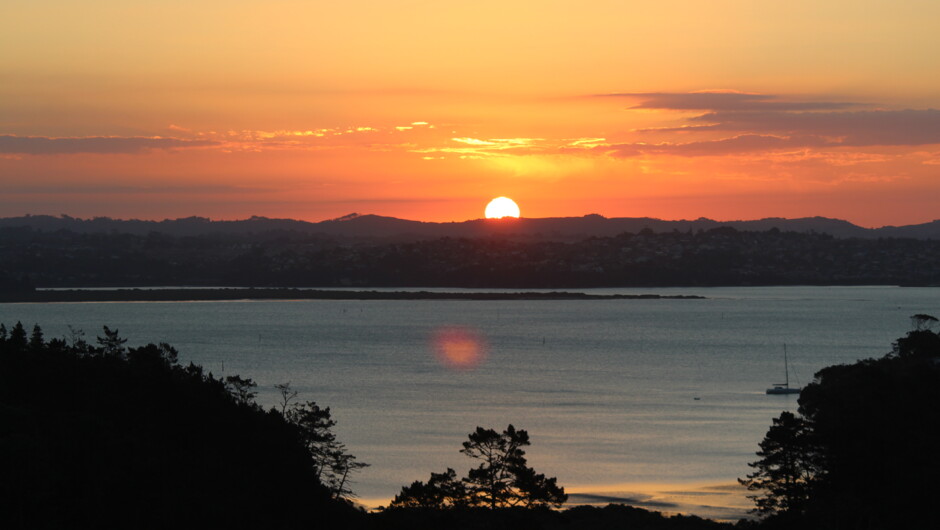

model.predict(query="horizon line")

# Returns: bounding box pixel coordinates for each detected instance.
[3,212,938,230]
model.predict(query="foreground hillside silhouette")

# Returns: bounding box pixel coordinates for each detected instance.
[0,322,734,530]
[0,323,358,529]
[739,315,940,529]
[3,319,938,529]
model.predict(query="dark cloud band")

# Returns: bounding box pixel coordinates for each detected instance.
[598,92,857,112]
[689,109,940,146]
[597,92,940,154]
[0,135,217,155]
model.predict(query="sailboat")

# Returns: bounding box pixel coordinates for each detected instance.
[766,344,801,395]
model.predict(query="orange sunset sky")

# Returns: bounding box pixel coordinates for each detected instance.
[2,1,939,227]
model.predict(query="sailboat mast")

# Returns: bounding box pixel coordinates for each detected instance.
[767,344,800,395]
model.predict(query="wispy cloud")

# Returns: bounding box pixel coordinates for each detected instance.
[599,91,859,112]
[414,137,605,159]
[0,135,218,155]
[0,123,433,156]
[605,134,830,158]
[8,94,937,162]
[191,123,436,152]
[4,183,274,195]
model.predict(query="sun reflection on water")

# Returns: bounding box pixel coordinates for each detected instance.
[430,326,487,370]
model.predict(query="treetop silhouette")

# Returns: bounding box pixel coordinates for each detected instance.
[390,424,567,510]
[741,316,940,528]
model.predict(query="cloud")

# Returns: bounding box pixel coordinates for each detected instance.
[600,91,857,111]
[593,91,940,154]
[452,137,498,146]
[688,109,940,146]
[0,135,218,155]
[4,183,275,195]
[605,134,831,158]
[415,137,547,157]
[0,123,421,156]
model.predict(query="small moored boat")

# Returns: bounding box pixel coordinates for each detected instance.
[766,344,800,395]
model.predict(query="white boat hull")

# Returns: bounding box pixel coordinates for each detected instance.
[766,386,800,395]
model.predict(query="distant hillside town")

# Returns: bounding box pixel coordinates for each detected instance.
[2,214,939,289]
[3,212,940,241]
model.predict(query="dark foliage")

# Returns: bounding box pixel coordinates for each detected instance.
[390,425,566,509]
[0,323,359,529]
[370,504,730,530]
[286,399,369,500]
[461,425,567,508]
[389,468,469,509]
[739,412,819,515]
[743,318,940,529]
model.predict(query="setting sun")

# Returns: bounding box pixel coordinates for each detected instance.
[485,197,521,219]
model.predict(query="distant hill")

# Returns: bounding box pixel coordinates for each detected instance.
[4,218,940,288]
[2,213,939,241]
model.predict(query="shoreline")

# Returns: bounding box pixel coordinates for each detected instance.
[357,480,752,522]
[563,481,753,523]
[0,288,705,303]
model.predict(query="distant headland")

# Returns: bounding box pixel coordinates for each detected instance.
[0,288,705,304]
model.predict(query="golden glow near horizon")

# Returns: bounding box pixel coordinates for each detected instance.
[2,1,940,226]
[485,197,521,219]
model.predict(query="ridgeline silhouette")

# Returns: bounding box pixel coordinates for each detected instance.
[4,213,940,240]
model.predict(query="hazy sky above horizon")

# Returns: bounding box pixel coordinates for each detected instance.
[3,1,940,227]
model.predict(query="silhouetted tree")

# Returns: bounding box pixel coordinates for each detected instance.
[743,320,940,528]
[462,425,533,508]
[329,451,370,501]
[289,401,337,481]
[390,480,445,509]
[891,315,940,358]
[275,381,299,414]
[224,374,258,406]
[911,313,938,331]
[739,411,819,516]
[391,425,566,510]
[7,321,27,352]
[389,468,469,509]
[286,400,368,500]
[96,325,127,357]
[433,468,471,508]
[66,325,89,353]
[28,324,44,352]
[127,342,179,368]
[511,464,569,508]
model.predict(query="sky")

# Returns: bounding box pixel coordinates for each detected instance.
[2,0,939,227]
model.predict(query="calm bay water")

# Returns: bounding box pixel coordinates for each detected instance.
[2,286,936,518]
